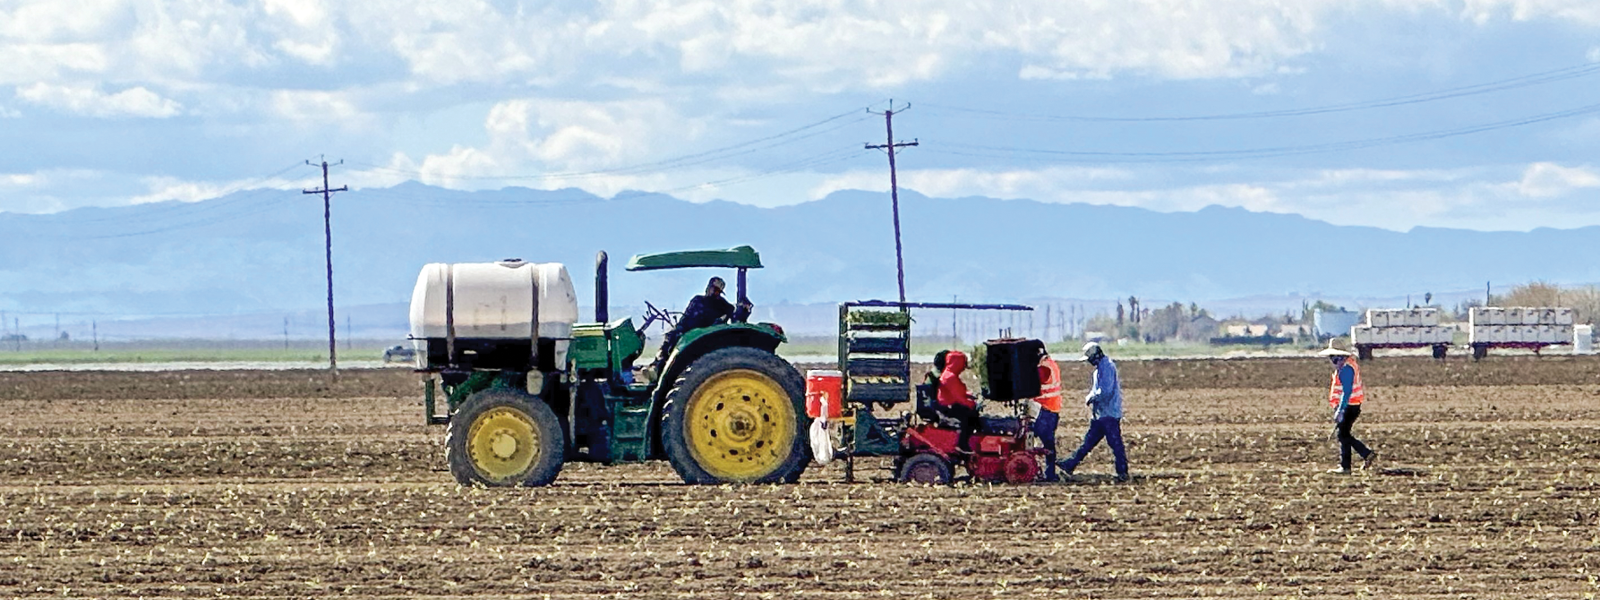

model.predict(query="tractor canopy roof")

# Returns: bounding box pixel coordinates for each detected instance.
[625,245,763,271]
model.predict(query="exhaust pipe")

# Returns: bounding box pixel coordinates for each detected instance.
[595,251,609,323]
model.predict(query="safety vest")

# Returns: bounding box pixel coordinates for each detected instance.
[1328,359,1366,407]
[1035,358,1063,413]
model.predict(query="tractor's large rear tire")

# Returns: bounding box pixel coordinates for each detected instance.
[446,389,565,487]
[661,347,809,485]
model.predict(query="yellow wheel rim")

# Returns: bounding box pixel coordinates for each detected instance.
[684,369,796,481]
[467,406,539,483]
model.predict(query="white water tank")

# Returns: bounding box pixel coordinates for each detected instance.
[1575,325,1593,354]
[409,260,579,367]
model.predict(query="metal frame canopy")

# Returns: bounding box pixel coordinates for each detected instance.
[844,300,1033,312]
[625,246,763,272]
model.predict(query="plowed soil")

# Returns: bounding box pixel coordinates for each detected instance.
[3,356,1600,598]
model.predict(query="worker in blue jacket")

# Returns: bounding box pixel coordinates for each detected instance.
[1318,344,1376,474]
[1058,342,1129,482]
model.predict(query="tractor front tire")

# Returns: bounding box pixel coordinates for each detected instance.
[446,388,565,487]
[661,347,809,485]
[898,453,953,484]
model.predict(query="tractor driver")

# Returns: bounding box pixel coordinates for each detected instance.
[936,349,981,451]
[646,276,753,376]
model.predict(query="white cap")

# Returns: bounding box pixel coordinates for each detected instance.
[1079,341,1103,361]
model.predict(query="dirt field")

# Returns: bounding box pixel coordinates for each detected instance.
[3,356,1600,598]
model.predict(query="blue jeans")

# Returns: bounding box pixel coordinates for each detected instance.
[1031,409,1059,479]
[1337,404,1371,471]
[1060,417,1128,479]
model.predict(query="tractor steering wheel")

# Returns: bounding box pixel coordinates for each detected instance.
[640,300,679,332]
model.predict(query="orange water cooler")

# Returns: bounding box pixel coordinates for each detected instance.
[804,369,844,419]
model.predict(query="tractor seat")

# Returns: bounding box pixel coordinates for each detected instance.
[979,416,1021,436]
[914,383,942,421]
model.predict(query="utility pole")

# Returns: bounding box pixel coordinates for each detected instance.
[304,157,347,377]
[865,101,918,303]
[283,316,290,350]
[92,320,98,351]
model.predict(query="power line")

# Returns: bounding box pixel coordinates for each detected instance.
[637,146,872,197]
[358,145,871,205]
[923,100,1600,164]
[353,106,876,182]
[922,62,1600,123]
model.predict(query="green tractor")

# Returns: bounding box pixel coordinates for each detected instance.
[409,246,810,486]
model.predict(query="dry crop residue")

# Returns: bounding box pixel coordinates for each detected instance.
[2,360,1600,598]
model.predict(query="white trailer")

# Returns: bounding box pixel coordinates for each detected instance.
[1352,308,1451,359]
[1467,307,1575,359]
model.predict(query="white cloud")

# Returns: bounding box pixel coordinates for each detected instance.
[0,168,116,213]
[127,174,303,205]
[1459,0,1600,26]
[403,97,706,187]
[799,162,1600,231]
[1512,162,1600,198]
[0,43,109,83]
[6,0,1600,123]
[128,178,235,205]
[811,166,1136,201]
[0,173,41,188]
[15,83,181,118]
[269,89,369,127]
[602,1,1333,85]
[0,0,132,43]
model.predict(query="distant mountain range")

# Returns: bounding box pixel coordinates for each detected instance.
[1,183,1594,339]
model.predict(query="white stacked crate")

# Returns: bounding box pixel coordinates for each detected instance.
[1469,307,1573,348]
[1355,308,1451,354]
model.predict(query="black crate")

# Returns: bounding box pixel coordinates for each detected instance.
[847,381,911,404]
[847,357,910,377]
[984,338,1044,401]
[847,335,909,354]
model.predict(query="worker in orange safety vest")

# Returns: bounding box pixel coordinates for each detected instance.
[1317,344,1376,474]
[1031,350,1064,482]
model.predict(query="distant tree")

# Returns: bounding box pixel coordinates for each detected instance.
[1492,281,1562,307]
[1482,282,1600,324]
[1559,286,1600,324]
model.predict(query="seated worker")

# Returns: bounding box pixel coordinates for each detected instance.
[936,349,981,451]
[647,276,753,374]
[922,349,950,387]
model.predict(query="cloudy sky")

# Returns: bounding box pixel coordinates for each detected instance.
[3,0,1600,231]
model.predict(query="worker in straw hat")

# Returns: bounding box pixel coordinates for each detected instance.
[1317,342,1377,474]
